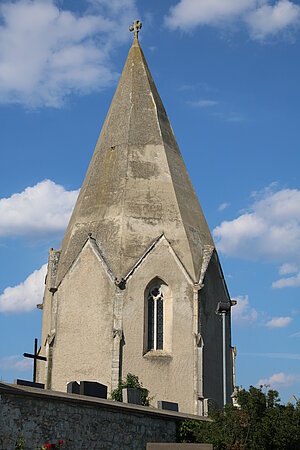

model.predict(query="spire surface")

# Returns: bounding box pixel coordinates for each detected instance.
[56,24,214,285]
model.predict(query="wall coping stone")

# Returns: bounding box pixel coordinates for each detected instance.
[0,382,211,423]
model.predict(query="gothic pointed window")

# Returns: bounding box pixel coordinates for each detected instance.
[147,284,164,351]
[144,278,172,355]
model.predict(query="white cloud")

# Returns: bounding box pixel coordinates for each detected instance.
[0,0,137,107]
[218,202,230,212]
[246,0,300,39]
[265,316,292,328]
[0,264,47,313]
[0,355,32,371]
[165,0,300,41]
[272,272,300,288]
[0,180,78,238]
[290,331,300,338]
[213,187,300,263]
[231,295,258,324]
[88,0,138,43]
[212,111,245,122]
[258,372,299,388]
[165,0,256,29]
[279,263,298,275]
[187,99,218,108]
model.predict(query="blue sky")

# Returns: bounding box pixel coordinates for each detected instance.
[0,0,299,403]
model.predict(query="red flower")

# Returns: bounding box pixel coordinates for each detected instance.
[45,445,50,450]
[59,440,63,446]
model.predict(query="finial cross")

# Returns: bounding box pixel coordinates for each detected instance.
[129,20,142,39]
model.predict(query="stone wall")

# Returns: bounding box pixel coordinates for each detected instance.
[0,383,208,450]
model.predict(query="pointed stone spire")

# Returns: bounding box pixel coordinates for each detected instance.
[55,22,214,286]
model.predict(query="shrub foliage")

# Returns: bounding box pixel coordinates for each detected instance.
[111,373,151,406]
[179,386,300,450]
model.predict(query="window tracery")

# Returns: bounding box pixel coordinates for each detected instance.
[147,285,164,350]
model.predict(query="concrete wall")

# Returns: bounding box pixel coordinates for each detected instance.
[198,252,233,408]
[38,238,234,415]
[0,383,208,450]
[122,238,195,414]
[38,242,115,393]
[37,249,59,388]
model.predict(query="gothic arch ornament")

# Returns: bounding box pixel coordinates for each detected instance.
[144,278,172,355]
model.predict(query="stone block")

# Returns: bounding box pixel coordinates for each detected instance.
[204,398,215,417]
[67,381,80,394]
[147,445,213,450]
[15,379,44,389]
[79,381,107,399]
[122,388,142,405]
[157,401,178,412]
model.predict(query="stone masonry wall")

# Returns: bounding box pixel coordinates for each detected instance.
[0,383,207,450]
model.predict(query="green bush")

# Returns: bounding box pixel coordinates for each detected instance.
[179,386,300,450]
[111,373,151,406]
[15,436,25,450]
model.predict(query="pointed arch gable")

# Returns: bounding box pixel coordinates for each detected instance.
[125,234,195,286]
[57,237,115,288]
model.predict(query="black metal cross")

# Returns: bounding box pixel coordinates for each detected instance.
[23,338,47,383]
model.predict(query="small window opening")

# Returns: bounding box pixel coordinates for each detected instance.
[147,286,164,350]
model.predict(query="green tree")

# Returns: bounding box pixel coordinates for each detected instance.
[111,373,151,406]
[179,386,300,450]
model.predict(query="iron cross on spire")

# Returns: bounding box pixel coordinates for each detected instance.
[129,20,142,39]
[23,338,47,383]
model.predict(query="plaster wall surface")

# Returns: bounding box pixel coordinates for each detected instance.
[37,252,57,385]
[122,239,195,414]
[38,238,233,413]
[199,252,233,408]
[36,291,51,385]
[56,39,214,286]
[120,142,196,277]
[40,287,52,350]
[49,243,115,392]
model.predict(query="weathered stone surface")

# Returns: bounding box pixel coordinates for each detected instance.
[67,381,80,394]
[199,251,234,407]
[55,35,214,287]
[15,379,44,389]
[147,445,213,450]
[37,32,234,416]
[80,381,107,399]
[0,383,209,450]
[121,238,196,412]
[157,400,179,412]
[48,241,115,393]
[122,387,142,405]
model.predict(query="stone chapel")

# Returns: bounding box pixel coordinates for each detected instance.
[37,21,235,415]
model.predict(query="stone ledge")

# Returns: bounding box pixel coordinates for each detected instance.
[143,350,173,359]
[0,382,210,423]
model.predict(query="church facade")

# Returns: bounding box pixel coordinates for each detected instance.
[37,21,235,415]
